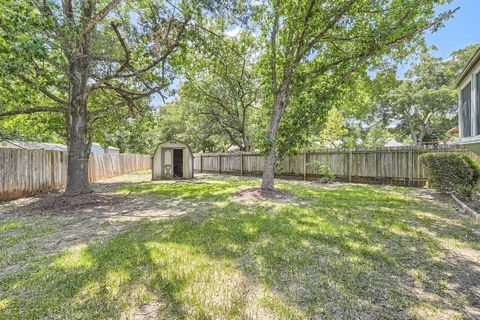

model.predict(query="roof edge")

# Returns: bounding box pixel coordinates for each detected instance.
[4,140,26,149]
[153,139,194,158]
[454,47,480,88]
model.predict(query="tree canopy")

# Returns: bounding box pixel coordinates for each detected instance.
[0,0,233,194]
[0,0,472,193]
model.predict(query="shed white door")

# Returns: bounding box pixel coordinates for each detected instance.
[162,148,173,178]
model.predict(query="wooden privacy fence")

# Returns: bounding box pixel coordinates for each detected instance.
[0,149,151,201]
[194,144,480,187]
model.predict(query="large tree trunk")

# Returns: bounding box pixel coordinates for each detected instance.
[418,129,425,146]
[65,108,92,196]
[65,62,92,196]
[407,120,418,145]
[418,113,433,146]
[261,141,278,190]
[261,93,285,190]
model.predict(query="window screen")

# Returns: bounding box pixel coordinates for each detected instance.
[461,83,472,138]
[477,73,480,136]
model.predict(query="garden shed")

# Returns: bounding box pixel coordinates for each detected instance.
[152,140,194,180]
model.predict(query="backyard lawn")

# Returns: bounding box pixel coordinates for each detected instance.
[0,173,479,319]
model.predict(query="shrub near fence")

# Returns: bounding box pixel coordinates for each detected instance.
[194,145,480,187]
[0,149,151,201]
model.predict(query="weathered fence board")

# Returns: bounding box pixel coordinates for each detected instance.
[194,145,480,187]
[0,149,150,201]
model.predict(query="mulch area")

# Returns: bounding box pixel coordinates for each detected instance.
[17,193,131,215]
[233,187,295,202]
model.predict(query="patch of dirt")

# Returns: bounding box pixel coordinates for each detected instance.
[122,297,165,320]
[18,193,132,215]
[234,187,295,202]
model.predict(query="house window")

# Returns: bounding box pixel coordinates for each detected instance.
[461,82,472,138]
[477,73,480,136]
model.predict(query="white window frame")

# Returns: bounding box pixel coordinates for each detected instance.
[459,62,480,143]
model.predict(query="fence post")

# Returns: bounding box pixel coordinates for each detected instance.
[151,156,154,180]
[303,152,307,181]
[348,150,353,182]
[218,154,221,173]
[409,149,414,187]
[50,151,55,189]
[200,154,203,173]
[240,153,244,175]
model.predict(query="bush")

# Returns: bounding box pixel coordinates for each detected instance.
[419,152,480,198]
[454,184,474,199]
[310,161,335,183]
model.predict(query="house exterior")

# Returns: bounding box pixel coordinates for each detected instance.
[384,138,406,147]
[152,140,194,180]
[0,140,68,151]
[454,47,480,153]
[104,146,120,154]
[91,143,120,154]
[0,140,119,154]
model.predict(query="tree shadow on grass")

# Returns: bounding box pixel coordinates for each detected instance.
[1,182,479,319]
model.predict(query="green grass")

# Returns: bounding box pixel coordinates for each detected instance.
[0,174,479,319]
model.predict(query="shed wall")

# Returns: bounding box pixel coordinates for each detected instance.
[152,140,193,179]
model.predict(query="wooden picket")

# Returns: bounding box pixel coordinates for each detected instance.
[0,149,150,201]
[3,145,475,201]
[194,144,480,187]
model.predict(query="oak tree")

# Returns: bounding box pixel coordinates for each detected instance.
[255,0,455,190]
[179,32,261,151]
[0,0,192,195]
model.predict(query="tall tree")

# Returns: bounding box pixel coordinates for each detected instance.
[94,110,156,154]
[363,121,394,147]
[370,46,477,145]
[385,79,455,145]
[149,100,230,152]
[318,107,348,148]
[179,32,261,151]
[255,0,455,190]
[449,44,480,75]
[0,0,192,195]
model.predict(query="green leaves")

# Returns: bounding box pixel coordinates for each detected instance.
[175,28,261,151]
[250,0,457,154]
[371,47,468,145]
[319,107,349,148]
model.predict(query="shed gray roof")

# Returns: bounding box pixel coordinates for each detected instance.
[1,140,120,153]
[2,140,68,151]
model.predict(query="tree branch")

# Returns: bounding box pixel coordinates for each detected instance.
[270,0,280,93]
[0,106,64,117]
[99,84,162,98]
[80,0,121,36]
[88,101,123,119]
[110,21,131,70]
[62,0,74,22]
[189,82,238,119]
[32,0,60,30]
[90,55,124,63]
[17,74,67,105]
[298,0,358,61]
[89,17,190,93]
